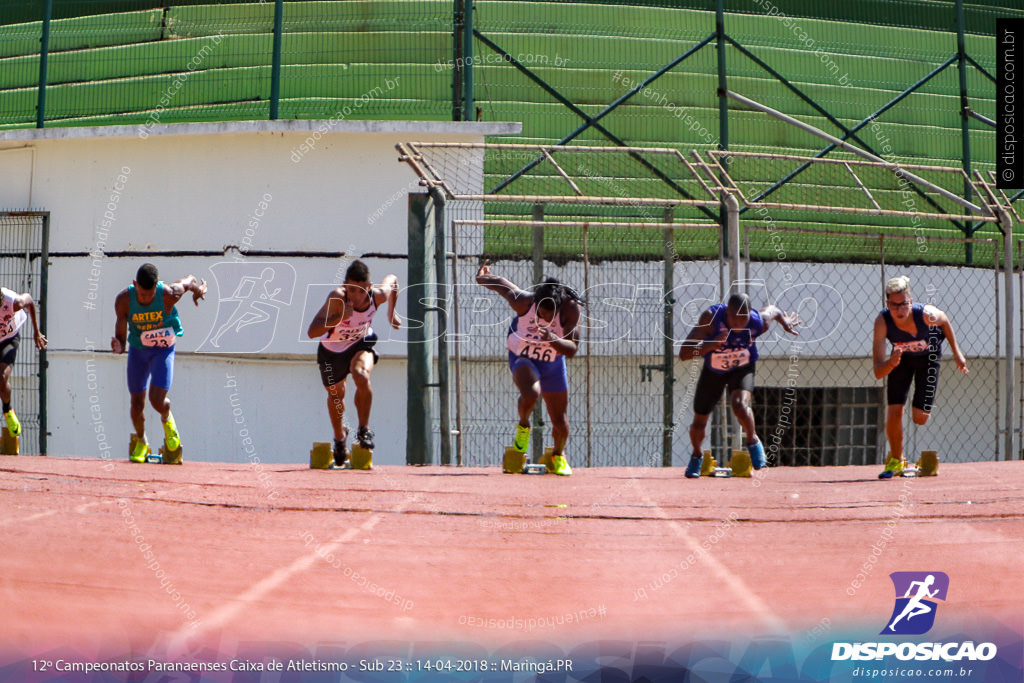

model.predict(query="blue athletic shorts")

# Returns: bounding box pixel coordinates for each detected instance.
[126,345,175,394]
[508,351,568,394]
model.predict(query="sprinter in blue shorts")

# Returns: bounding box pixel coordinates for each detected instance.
[872,276,967,479]
[112,263,207,462]
[679,293,800,478]
[476,260,581,476]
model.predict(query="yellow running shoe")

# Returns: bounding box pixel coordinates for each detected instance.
[130,435,149,463]
[512,424,530,453]
[163,412,180,451]
[4,409,20,437]
[550,454,573,476]
[878,456,905,480]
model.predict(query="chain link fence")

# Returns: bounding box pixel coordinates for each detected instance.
[0,212,48,455]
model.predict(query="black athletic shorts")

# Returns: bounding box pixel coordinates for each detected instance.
[887,354,941,412]
[0,332,20,366]
[317,335,379,387]
[692,362,756,416]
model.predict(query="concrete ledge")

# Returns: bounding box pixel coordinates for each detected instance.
[0,119,522,142]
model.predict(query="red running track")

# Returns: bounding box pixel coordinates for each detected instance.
[1,456,1022,660]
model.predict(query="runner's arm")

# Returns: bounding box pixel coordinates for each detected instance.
[678,309,727,361]
[307,288,346,338]
[111,289,129,354]
[12,292,46,350]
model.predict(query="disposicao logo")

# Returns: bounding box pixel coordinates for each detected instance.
[882,571,948,635]
[831,571,998,662]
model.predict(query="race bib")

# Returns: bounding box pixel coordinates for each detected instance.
[519,344,556,363]
[710,348,750,372]
[895,340,929,353]
[140,326,176,348]
[330,328,364,343]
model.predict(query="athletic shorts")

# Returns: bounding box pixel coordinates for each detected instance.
[887,354,941,412]
[317,335,379,387]
[126,344,175,394]
[508,351,568,394]
[692,362,756,416]
[0,332,20,366]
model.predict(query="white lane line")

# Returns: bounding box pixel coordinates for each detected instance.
[637,488,788,634]
[165,498,411,653]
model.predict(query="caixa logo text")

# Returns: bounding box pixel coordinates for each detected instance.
[831,642,997,662]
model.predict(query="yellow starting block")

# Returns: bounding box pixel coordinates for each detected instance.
[310,442,333,469]
[701,449,717,476]
[729,449,752,478]
[1,426,18,455]
[159,443,183,465]
[503,447,526,474]
[916,450,939,476]
[350,445,373,470]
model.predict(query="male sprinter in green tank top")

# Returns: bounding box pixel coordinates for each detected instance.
[112,264,207,462]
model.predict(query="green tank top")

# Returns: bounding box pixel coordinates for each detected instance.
[127,282,183,349]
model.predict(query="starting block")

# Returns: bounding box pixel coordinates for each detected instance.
[349,445,372,470]
[525,446,554,474]
[728,449,752,478]
[701,449,717,476]
[503,447,526,474]
[916,450,938,476]
[159,441,183,465]
[310,442,333,469]
[1,426,18,455]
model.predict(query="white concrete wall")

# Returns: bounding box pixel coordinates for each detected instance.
[0,120,518,465]
[0,122,1017,464]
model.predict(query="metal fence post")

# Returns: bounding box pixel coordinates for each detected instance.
[463,0,474,120]
[39,214,49,455]
[531,203,544,461]
[999,208,1015,460]
[407,192,435,465]
[269,0,284,120]
[663,212,675,467]
[35,0,53,128]
[433,188,452,465]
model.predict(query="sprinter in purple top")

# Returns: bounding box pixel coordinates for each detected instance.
[679,293,800,478]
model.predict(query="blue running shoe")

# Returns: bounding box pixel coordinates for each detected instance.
[685,453,703,479]
[748,439,766,470]
[878,456,905,479]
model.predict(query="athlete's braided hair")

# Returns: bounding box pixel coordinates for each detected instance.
[533,276,583,312]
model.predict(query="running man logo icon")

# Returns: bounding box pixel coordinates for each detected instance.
[881,571,949,635]
[197,262,296,353]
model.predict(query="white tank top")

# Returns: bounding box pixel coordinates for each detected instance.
[507,302,565,362]
[0,288,27,343]
[320,295,377,353]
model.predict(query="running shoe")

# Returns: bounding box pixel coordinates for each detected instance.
[685,453,703,479]
[748,439,766,470]
[549,454,572,476]
[878,456,905,479]
[4,409,19,437]
[333,438,350,467]
[512,424,530,453]
[162,412,180,451]
[356,426,375,450]
[130,436,149,463]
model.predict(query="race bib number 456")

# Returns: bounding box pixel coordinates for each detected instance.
[710,348,750,371]
[140,327,176,348]
[520,345,556,363]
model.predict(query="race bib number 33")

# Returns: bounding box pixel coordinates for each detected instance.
[710,348,750,371]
